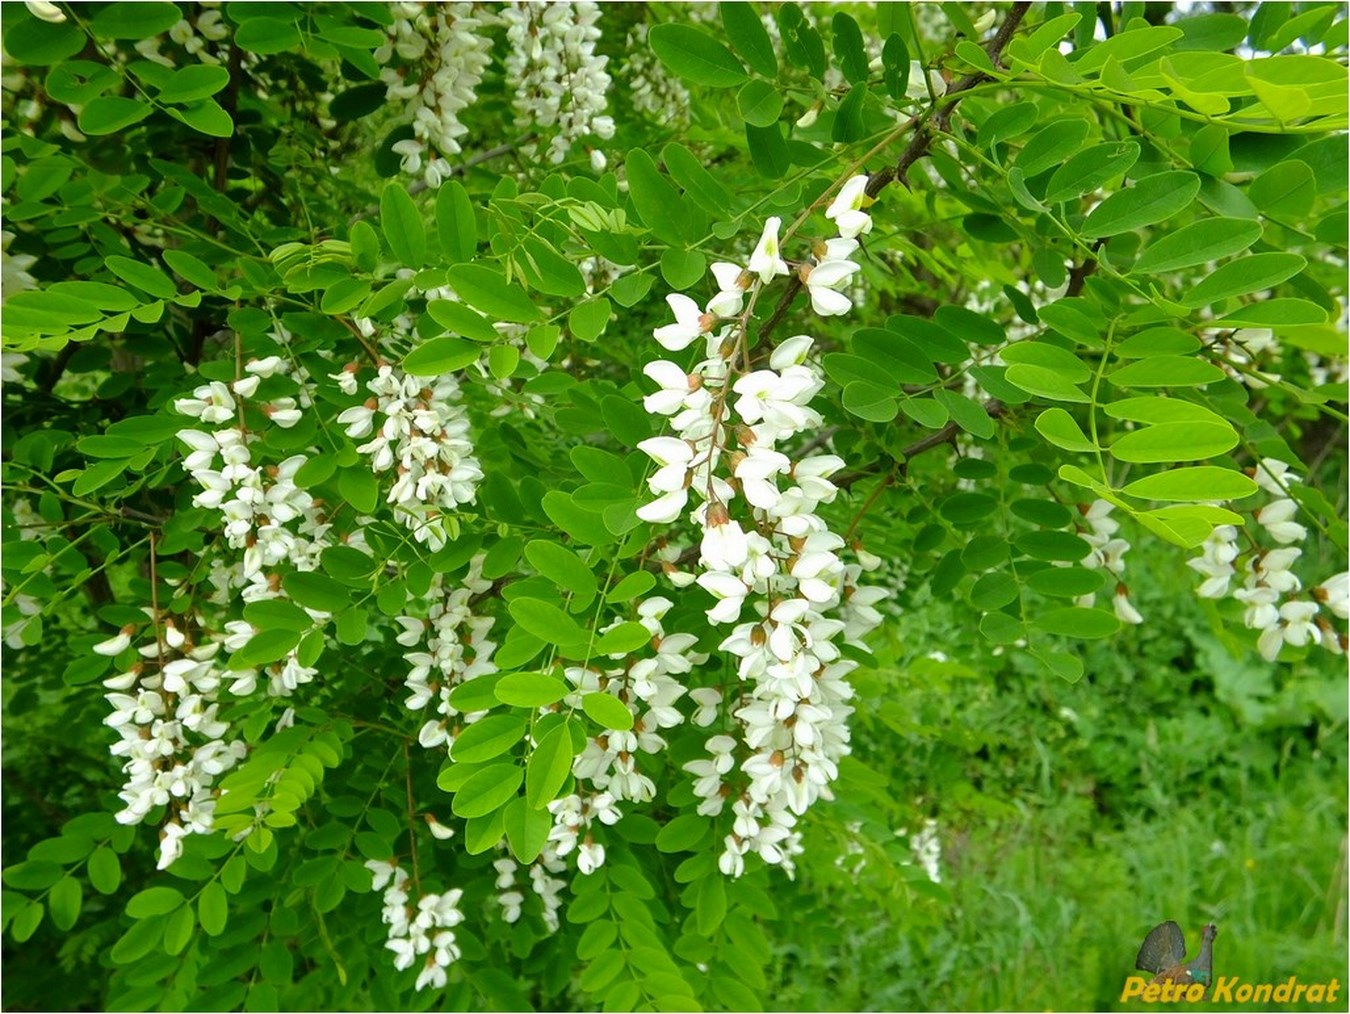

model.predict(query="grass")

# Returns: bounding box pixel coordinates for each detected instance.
[770,769,1347,1011]
[765,531,1348,1012]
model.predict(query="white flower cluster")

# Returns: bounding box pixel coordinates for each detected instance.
[378,2,496,188]
[573,598,702,790]
[527,848,568,931]
[2,229,37,302]
[546,792,620,875]
[338,361,483,552]
[635,181,887,879]
[622,23,690,127]
[493,857,525,922]
[1075,500,1143,625]
[1189,459,1349,660]
[491,849,570,933]
[95,621,246,869]
[901,819,943,884]
[502,1,615,169]
[545,596,707,874]
[366,859,464,991]
[134,1,231,67]
[396,554,498,750]
[177,378,318,573]
[491,847,567,932]
[174,353,340,698]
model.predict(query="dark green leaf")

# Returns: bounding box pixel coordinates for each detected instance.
[379,183,425,269]
[526,724,577,809]
[1082,171,1201,237]
[649,24,748,87]
[721,2,776,77]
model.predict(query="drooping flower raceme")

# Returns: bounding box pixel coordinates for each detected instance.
[635,188,885,879]
[376,2,495,187]
[396,554,498,751]
[98,620,248,870]
[1075,500,1143,625]
[501,1,615,167]
[106,340,368,868]
[366,859,465,991]
[545,596,707,874]
[338,360,483,552]
[1188,459,1349,660]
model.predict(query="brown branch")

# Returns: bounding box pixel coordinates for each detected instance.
[757,276,803,341]
[867,1,1032,197]
[213,44,242,194]
[757,4,1032,348]
[1066,238,1106,296]
[838,399,1007,489]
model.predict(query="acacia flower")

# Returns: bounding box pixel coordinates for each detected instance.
[748,217,789,283]
[707,262,750,317]
[825,175,873,239]
[802,257,861,316]
[653,293,711,351]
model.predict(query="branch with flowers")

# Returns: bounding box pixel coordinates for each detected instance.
[0,2,1345,1011]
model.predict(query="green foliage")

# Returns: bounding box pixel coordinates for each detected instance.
[0,1,1345,1011]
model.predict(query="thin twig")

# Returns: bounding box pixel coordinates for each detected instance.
[838,400,1007,489]
[403,739,421,888]
[867,1,1033,197]
[758,3,1032,346]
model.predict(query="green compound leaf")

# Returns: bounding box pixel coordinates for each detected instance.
[582,692,635,731]
[649,24,747,87]
[1108,421,1239,463]
[526,723,578,809]
[1082,171,1201,237]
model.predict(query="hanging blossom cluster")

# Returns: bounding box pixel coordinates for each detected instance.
[135,2,232,68]
[502,0,615,170]
[177,354,331,593]
[899,819,943,884]
[95,620,247,870]
[366,859,465,991]
[97,342,367,869]
[634,178,887,879]
[1187,459,1348,661]
[621,22,690,127]
[175,349,356,694]
[1075,500,1143,625]
[378,2,496,188]
[395,554,498,750]
[395,557,569,936]
[337,341,484,553]
[547,596,707,874]
[492,853,569,931]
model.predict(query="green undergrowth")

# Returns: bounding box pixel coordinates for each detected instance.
[771,533,1348,1012]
